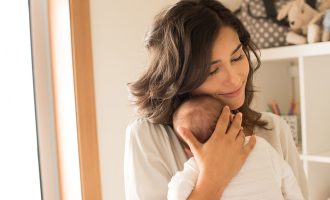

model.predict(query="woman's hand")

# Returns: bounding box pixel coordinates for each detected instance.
[177,106,256,199]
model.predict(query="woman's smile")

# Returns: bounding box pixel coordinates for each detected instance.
[217,82,244,98]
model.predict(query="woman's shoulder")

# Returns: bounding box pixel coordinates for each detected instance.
[127,118,170,138]
[126,118,153,136]
[125,118,176,150]
[255,112,294,153]
[125,118,187,172]
[256,113,308,198]
[259,112,286,127]
[258,112,291,134]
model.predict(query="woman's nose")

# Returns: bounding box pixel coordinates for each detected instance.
[223,66,240,86]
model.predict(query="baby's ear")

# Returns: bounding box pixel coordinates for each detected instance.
[184,147,193,158]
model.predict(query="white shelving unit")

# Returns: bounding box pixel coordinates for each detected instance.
[253,42,330,200]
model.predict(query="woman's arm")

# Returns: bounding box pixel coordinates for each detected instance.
[124,119,187,200]
[257,112,308,199]
[278,117,309,199]
[178,107,256,200]
[187,171,226,199]
[125,120,171,199]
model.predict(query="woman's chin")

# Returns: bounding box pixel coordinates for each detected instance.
[227,98,245,110]
[228,104,241,110]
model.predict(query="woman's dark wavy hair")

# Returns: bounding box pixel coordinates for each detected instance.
[128,0,268,132]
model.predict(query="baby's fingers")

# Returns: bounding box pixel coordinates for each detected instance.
[177,127,202,153]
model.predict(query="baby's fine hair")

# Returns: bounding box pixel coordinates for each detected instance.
[173,95,223,144]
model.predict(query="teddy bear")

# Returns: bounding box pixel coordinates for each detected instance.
[307,9,330,43]
[277,0,330,44]
[277,0,321,44]
[319,0,330,12]
[322,9,330,41]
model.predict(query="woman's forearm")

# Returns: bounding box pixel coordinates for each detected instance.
[187,170,226,200]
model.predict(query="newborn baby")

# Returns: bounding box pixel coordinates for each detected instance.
[169,95,304,200]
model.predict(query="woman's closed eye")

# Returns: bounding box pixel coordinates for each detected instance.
[209,67,219,76]
[231,54,243,62]
[209,54,244,76]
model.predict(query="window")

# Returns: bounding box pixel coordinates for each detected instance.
[0,1,41,199]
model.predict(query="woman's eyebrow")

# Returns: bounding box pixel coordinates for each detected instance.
[231,44,242,55]
[210,44,242,65]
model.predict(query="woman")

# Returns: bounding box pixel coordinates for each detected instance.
[124,0,308,199]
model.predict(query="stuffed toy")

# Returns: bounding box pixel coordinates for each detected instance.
[322,9,330,41]
[219,0,242,12]
[277,0,320,44]
[277,0,330,44]
[306,8,330,43]
[319,0,330,12]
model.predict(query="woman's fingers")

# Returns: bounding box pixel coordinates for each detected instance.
[212,106,231,139]
[230,113,235,122]
[177,127,201,153]
[226,112,242,139]
[243,134,256,156]
[235,129,245,145]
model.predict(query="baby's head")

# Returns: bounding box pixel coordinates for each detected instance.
[172,95,224,153]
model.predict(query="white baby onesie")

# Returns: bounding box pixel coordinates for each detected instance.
[167,136,304,200]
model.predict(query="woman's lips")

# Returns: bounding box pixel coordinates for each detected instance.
[218,85,242,98]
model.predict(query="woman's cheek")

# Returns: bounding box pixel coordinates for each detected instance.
[241,57,250,79]
[192,78,217,95]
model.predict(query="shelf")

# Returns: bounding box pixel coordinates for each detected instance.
[306,150,330,163]
[307,162,330,200]
[259,42,330,61]
[255,41,330,200]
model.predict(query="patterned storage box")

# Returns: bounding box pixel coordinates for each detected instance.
[281,115,299,145]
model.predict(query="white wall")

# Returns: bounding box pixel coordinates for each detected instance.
[90,1,240,199]
[90,1,176,199]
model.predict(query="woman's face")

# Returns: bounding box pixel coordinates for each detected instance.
[193,26,249,110]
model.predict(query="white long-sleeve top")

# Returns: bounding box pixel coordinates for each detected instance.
[124,112,309,200]
[167,136,304,200]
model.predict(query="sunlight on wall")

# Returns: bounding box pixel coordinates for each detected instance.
[49,0,82,199]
